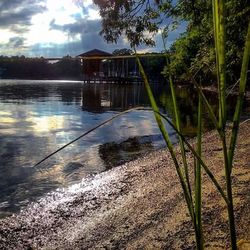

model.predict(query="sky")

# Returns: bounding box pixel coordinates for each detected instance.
[0,0,186,58]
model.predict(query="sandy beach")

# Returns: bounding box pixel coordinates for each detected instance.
[0,122,249,249]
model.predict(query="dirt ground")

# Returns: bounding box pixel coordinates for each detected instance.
[0,122,249,249]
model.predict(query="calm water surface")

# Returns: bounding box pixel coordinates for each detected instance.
[1,79,244,217]
[0,80,179,217]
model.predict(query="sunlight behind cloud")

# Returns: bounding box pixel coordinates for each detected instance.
[26,0,84,45]
[28,20,68,45]
[0,30,16,43]
[87,8,101,20]
[73,0,93,8]
[26,0,100,46]
[46,0,81,25]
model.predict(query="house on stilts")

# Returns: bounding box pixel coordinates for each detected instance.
[77,49,141,84]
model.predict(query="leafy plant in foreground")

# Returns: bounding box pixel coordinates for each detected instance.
[134,1,250,248]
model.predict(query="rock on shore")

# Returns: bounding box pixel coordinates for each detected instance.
[0,123,249,249]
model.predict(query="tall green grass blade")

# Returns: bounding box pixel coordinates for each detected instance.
[161,34,193,204]
[152,109,228,204]
[169,76,193,198]
[190,76,220,133]
[195,90,203,249]
[213,1,239,248]
[221,134,237,249]
[134,51,195,223]
[213,0,227,129]
[228,20,250,171]
[222,19,250,249]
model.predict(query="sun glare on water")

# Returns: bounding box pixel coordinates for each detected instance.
[28,115,65,133]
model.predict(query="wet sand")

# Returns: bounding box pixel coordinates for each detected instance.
[0,122,249,249]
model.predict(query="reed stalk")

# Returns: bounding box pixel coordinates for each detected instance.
[190,75,220,132]
[195,89,203,249]
[212,1,249,248]
[161,35,193,202]
[153,109,228,204]
[134,49,196,224]
[221,135,237,249]
[161,34,201,246]
[213,0,227,129]
[224,18,250,250]
[228,21,250,170]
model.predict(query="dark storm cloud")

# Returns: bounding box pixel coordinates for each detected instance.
[0,0,26,10]
[0,7,45,27]
[8,37,26,47]
[29,31,128,57]
[47,17,129,56]
[50,18,101,36]
[0,0,45,11]
[0,37,26,54]
[0,0,46,32]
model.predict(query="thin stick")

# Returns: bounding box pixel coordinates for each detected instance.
[33,107,145,167]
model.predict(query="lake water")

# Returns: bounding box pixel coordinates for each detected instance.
[0,79,246,218]
[0,80,178,217]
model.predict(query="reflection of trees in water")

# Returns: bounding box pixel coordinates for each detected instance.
[159,86,241,136]
[81,85,102,113]
[54,84,82,104]
[0,84,49,101]
[81,83,150,112]
[159,86,210,136]
[98,136,154,170]
[0,82,83,105]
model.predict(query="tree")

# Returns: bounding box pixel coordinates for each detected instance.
[167,0,250,84]
[93,0,166,47]
[93,0,250,84]
[112,48,133,55]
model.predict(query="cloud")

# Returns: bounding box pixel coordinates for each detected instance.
[0,8,46,34]
[43,16,131,56]
[0,1,46,32]
[28,32,129,57]
[8,37,26,47]
[0,0,186,57]
[0,0,45,11]
[50,18,101,36]
[0,37,27,55]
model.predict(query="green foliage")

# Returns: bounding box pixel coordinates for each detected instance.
[164,28,204,81]
[141,55,165,79]
[0,56,52,79]
[94,0,250,85]
[54,56,82,79]
[95,1,250,249]
[112,48,133,55]
[93,0,168,47]
[167,0,250,84]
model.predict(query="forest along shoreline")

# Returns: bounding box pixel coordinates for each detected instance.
[0,122,249,249]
